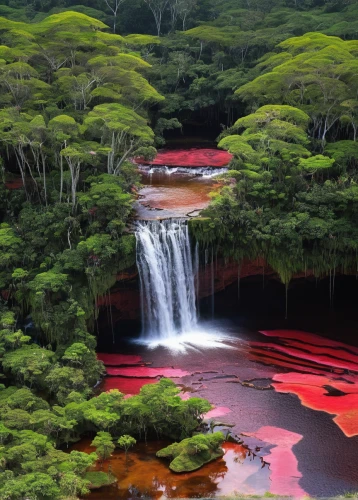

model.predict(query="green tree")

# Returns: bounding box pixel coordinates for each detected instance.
[91,431,115,462]
[118,434,136,463]
[2,345,54,388]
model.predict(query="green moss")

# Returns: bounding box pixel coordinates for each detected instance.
[84,471,116,489]
[156,432,225,473]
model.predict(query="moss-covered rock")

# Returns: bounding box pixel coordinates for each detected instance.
[84,471,117,489]
[156,432,225,473]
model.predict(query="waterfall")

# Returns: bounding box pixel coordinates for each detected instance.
[135,219,197,340]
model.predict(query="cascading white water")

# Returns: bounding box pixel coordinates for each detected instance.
[135,219,197,340]
[138,165,228,178]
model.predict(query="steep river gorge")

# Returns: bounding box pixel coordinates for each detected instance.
[80,148,358,499]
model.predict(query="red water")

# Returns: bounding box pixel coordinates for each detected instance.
[100,377,156,394]
[98,354,189,394]
[97,354,143,365]
[136,148,232,167]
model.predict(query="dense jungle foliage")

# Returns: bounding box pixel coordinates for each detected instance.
[0,0,357,497]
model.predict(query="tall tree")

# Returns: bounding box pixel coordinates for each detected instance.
[143,0,170,35]
[103,0,127,33]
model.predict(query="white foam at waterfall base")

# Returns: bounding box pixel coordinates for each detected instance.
[135,219,234,353]
[134,325,235,353]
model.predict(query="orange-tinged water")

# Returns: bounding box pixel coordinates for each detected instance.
[72,440,270,499]
[135,171,221,219]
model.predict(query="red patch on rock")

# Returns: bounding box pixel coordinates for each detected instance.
[106,366,189,378]
[286,339,358,366]
[253,330,358,436]
[135,148,232,168]
[251,341,358,372]
[249,347,329,372]
[272,376,358,437]
[273,373,358,394]
[205,406,232,418]
[260,330,358,355]
[248,353,329,376]
[97,353,143,366]
[243,426,306,498]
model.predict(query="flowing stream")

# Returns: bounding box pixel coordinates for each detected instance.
[135,219,197,340]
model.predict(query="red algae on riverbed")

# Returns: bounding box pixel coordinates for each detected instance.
[260,329,358,355]
[248,353,330,376]
[252,330,358,437]
[273,372,358,394]
[242,426,306,498]
[272,379,358,437]
[136,148,232,168]
[100,376,156,394]
[248,347,333,374]
[284,339,358,366]
[97,353,143,366]
[251,341,358,372]
[205,406,232,418]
